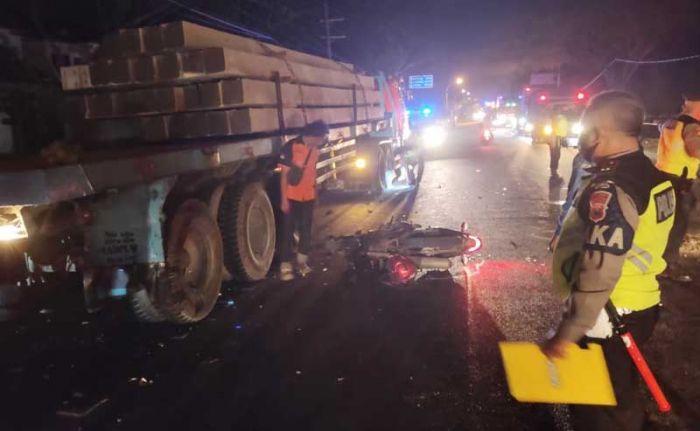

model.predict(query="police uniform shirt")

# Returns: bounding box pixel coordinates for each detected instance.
[553,151,675,342]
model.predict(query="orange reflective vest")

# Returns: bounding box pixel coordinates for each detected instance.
[656,118,699,179]
[281,139,319,202]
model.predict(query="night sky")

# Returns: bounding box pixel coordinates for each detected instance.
[4,0,700,112]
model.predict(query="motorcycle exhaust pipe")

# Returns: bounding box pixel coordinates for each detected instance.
[409,256,452,269]
[366,253,452,270]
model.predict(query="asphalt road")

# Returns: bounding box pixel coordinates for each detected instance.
[3,128,695,431]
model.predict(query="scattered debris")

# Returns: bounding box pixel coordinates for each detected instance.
[295,370,302,375]
[39,309,52,315]
[171,332,190,341]
[81,321,90,326]
[234,324,243,330]
[325,209,334,216]
[336,377,345,383]
[510,241,518,249]
[226,300,235,306]
[56,398,110,419]
[323,267,328,272]
[129,377,154,387]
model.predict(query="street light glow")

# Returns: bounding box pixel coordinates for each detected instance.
[455,77,465,86]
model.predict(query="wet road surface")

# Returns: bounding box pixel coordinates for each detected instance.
[0,129,656,431]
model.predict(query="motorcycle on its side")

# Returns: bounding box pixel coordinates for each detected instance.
[327,221,482,286]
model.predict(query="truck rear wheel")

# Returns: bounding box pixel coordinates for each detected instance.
[157,199,224,323]
[130,288,166,322]
[218,182,276,282]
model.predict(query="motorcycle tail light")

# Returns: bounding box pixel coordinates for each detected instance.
[388,255,417,285]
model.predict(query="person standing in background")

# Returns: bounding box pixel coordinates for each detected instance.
[278,121,329,281]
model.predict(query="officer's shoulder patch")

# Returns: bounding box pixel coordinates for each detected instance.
[589,189,613,223]
[654,187,675,223]
[583,182,634,256]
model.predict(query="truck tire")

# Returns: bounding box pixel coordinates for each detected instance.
[408,157,425,186]
[130,288,166,323]
[218,182,276,282]
[365,146,389,196]
[158,199,224,323]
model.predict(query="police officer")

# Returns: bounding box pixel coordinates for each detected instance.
[656,91,700,280]
[278,120,329,281]
[542,91,676,431]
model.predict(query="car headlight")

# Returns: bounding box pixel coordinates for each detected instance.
[525,123,534,133]
[571,122,584,135]
[354,157,367,169]
[422,125,448,147]
[472,111,486,121]
[0,212,28,242]
[544,124,553,136]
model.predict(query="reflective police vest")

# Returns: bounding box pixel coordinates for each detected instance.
[553,179,675,311]
[656,118,700,179]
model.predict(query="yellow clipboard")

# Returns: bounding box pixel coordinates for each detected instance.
[499,342,617,406]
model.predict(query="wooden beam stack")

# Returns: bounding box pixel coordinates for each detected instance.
[61,21,384,147]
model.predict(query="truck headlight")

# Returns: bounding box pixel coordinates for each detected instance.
[544,124,553,136]
[572,122,584,135]
[0,213,28,242]
[354,157,367,169]
[422,125,448,147]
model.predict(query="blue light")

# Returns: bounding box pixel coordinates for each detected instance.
[110,287,127,297]
[422,107,432,117]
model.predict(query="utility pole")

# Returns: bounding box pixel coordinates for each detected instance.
[320,0,346,59]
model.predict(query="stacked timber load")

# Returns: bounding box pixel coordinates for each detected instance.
[61,21,384,147]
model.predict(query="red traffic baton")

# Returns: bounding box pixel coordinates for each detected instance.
[604,302,671,413]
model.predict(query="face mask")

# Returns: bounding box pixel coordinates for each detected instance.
[578,129,599,162]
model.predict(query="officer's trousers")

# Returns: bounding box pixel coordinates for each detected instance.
[549,138,562,173]
[569,305,660,431]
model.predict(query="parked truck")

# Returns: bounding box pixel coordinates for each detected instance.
[0,21,410,323]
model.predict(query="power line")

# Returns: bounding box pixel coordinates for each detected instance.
[582,53,700,89]
[162,0,359,72]
[165,0,275,42]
